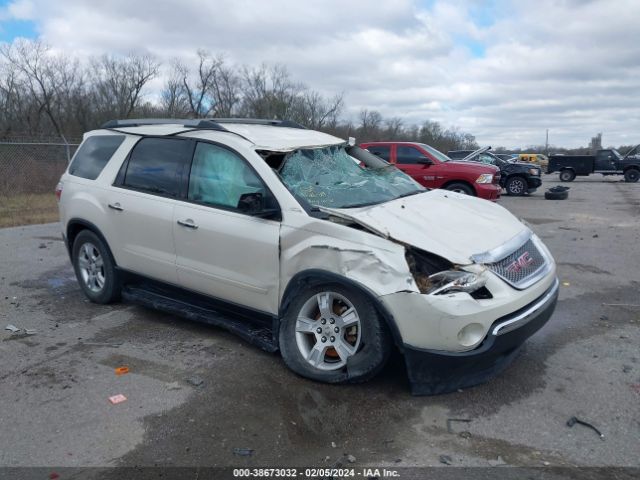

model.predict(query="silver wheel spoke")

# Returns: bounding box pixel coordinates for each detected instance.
[316,292,333,318]
[94,256,104,268]
[307,342,327,367]
[296,316,317,333]
[78,256,90,269]
[337,307,358,329]
[334,337,356,362]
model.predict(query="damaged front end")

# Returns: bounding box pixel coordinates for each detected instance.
[275,143,558,395]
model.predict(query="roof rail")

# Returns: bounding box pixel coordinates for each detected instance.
[100,119,227,130]
[210,118,307,129]
[100,118,307,130]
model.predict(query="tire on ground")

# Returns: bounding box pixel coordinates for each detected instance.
[279,283,392,384]
[624,168,640,183]
[444,182,475,196]
[544,190,568,200]
[72,229,121,304]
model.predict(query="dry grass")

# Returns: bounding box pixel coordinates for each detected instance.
[0,193,59,228]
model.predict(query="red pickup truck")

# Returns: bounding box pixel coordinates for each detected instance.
[360,141,501,201]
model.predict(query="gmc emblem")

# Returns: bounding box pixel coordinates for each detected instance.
[506,252,534,273]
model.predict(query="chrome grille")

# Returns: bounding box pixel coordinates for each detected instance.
[487,238,547,288]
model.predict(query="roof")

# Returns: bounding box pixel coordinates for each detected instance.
[98,118,345,151]
[220,123,344,151]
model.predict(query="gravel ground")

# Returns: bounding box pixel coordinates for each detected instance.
[0,175,638,475]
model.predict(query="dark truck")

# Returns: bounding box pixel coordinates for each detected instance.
[548,145,640,182]
[448,147,542,196]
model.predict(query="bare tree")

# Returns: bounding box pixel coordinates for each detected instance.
[91,53,160,119]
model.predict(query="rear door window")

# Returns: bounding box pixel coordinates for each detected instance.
[366,145,391,161]
[68,135,125,180]
[121,138,191,197]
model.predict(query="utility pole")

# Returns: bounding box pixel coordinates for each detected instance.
[545,129,549,156]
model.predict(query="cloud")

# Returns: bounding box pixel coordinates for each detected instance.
[3,0,640,148]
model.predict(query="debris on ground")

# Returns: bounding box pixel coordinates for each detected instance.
[599,315,609,321]
[82,341,122,348]
[345,454,356,464]
[186,376,204,387]
[108,394,127,405]
[459,431,472,439]
[25,329,36,335]
[166,381,182,391]
[562,282,570,286]
[622,365,632,373]
[566,416,604,440]
[439,454,453,465]
[446,418,471,434]
[488,456,507,466]
[5,324,20,333]
[39,243,47,249]
[115,366,129,376]
[233,447,254,457]
[331,441,337,448]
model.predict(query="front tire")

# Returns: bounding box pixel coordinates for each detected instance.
[506,176,527,196]
[445,182,474,196]
[72,230,121,304]
[279,284,391,384]
[624,168,640,183]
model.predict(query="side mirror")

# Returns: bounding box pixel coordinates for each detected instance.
[237,192,264,215]
[417,156,433,165]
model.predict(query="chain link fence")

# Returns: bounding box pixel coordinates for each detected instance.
[0,136,80,228]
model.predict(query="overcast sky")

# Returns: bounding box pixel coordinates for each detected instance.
[0,0,638,148]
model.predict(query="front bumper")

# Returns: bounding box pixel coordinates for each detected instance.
[403,277,559,395]
[476,183,501,201]
[527,177,542,191]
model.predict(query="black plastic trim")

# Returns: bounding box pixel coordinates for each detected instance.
[117,269,279,351]
[403,277,559,395]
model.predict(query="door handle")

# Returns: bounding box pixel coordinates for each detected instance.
[177,219,198,230]
[108,202,124,211]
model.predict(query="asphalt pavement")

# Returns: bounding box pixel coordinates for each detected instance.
[0,175,638,473]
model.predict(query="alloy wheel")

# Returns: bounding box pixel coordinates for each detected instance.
[295,291,361,370]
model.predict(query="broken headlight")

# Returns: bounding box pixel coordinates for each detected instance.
[425,270,486,295]
[405,248,485,295]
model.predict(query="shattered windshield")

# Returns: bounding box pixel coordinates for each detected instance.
[279,145,424,208]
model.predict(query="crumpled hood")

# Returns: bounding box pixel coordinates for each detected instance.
[321,189,527,265]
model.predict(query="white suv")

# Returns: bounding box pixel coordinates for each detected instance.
[57,118,559,395]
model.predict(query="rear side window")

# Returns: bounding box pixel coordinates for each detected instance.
[68,135,125,180]
[122,138,191,197]
[366,145,390,161]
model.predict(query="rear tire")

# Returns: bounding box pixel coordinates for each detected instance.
[559,169,575,182]
[506,176,527,196]
[279,284,391,384]
[445,182,474,196]
[72,230,121,304]
[624,168,640,183]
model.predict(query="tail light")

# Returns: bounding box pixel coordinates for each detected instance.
[55,182,63,201]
